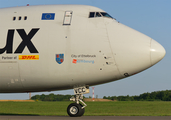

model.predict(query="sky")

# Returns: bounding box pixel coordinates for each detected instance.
[0,0,170,100]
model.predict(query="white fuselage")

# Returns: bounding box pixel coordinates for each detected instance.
[0,5,165,93]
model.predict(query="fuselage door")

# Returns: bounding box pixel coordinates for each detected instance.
[63,11,73,25]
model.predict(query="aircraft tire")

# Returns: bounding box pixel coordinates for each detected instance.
[78,103,85,117]
[67,103,85,117]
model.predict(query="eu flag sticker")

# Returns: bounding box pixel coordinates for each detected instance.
[42,13,55,20]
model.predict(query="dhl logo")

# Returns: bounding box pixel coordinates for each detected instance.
[19,55,39,60]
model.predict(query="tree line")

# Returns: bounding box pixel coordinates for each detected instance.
[31,94,73,101]
[103,90,171,101]
[31,90,171,101]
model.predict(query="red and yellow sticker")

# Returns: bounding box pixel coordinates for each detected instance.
[19,55,39,60]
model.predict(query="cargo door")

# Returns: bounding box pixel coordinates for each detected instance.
[63,11,73,25]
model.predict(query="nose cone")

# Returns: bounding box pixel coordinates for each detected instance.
[150,39,166,65]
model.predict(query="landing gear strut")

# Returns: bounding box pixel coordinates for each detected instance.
[67,86,89,117]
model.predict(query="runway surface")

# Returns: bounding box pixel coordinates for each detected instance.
[0,116,171,120]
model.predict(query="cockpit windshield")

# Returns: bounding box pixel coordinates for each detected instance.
[96,12,102,17]
[100,12,113,19]
[89,12,113,19]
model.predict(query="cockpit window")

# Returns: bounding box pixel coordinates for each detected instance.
[89,12,113,19]
[89,12,95,18]
[96,12,102,17]
[100,12,113,18]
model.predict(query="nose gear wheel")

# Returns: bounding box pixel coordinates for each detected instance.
[67,103,85,117]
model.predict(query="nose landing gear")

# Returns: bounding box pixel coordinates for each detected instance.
[67,86,89,117]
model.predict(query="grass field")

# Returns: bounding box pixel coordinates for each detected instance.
[0,101,171,116]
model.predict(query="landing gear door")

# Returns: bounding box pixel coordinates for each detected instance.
[63,11,73,25]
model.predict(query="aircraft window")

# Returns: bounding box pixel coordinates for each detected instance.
[13,17,16,21]
[19,16,22,20]
[89,12,95,18]
[100,12,113,19]
[24,16,27,20]
[89,12,112,18]
[95,12,102,17]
